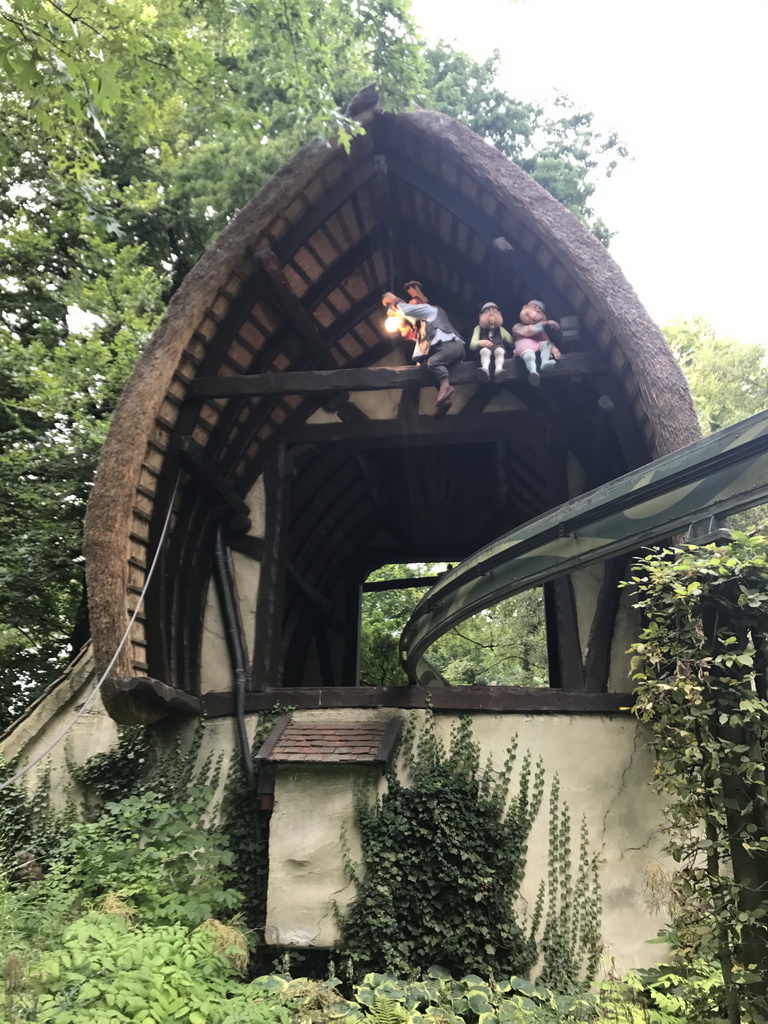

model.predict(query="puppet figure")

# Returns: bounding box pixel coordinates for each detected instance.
[470,302,513,382]
[511,299,561,386]
[382,282,464,417]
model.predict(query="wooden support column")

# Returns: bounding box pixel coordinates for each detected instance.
[584,555,628,692]
[546,445,586,691]
[252,445,290,690]
[342,568,364,687]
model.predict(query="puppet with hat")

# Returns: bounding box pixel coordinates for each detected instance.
[469,301,514,382]
[381,280,465,417]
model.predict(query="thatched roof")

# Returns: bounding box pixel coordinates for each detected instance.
[84,107,700,723]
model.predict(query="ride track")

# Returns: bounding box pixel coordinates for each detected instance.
[400,408,768,687]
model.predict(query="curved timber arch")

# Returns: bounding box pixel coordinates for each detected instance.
[84,107,700,724]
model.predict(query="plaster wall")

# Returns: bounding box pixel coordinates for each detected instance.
[263,708,668,971]
[2,662,668,973]
[200,482,265,696]
[264,763,376,948]
[608,588,641,692]
[0,645,118,805]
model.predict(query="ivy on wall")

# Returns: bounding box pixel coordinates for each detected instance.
[339,713,601,984]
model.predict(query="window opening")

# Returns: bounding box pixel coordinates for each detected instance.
[360,563,549,687]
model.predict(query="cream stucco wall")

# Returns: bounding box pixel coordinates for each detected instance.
[2,660,668,972]
[264,763,376,947]
[0,645,118,805]
[262,708,668,971]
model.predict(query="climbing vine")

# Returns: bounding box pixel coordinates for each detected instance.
[538,778,602,992]
[339,713,602,986]
[628,536,768,1022]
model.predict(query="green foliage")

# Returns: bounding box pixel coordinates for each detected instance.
[664,316,768,435]
[67,725,151,805]
[53,788,241,927]
[360,565,547,688]
[0,763,74,878]
[627,536,768,1019]
[341,967,596,1024]
[595,948,729,1023]
[3,910,289,1023]
[342,714,549,980]
[538,781,601,992]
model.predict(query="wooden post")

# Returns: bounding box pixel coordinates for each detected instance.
[251,445,290,690]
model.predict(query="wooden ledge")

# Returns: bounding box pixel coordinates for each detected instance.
[116,677,201,717]
[188,352,606,399]
[200,687,634,717]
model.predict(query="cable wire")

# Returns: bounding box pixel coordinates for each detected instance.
[0,473,181,793]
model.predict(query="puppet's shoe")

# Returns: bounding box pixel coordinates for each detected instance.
[435,382,455,406]
[494,368,508,382]
[476,366,490,381]
[540,359,556,372]
[528,370,540,387]
[434,397,452,418]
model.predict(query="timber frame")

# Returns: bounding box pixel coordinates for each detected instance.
[84,105,700,725]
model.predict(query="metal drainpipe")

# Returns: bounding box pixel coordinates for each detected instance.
[213,523,256,789]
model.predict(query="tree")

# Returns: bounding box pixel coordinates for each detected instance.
[0,1,625,718]
[423,45,626,244]
[664,316,768,435]
[360,564,547,688]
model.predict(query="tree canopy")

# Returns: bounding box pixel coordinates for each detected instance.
[664,316,768,435]
[0,0,627,722]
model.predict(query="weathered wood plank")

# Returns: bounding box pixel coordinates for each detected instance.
[188,352,606,398]
[116,677,201,716]
[201,686,634,716]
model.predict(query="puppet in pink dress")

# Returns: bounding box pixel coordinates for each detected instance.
[511,299,561,387]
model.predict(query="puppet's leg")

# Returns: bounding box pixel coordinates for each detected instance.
[493,345,508,381]
[521,349,540,386]
[540,341,556,372]
[477,347,491,380]
[428,340,461,416]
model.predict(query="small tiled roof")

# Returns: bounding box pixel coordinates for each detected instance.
[256,716,402,766]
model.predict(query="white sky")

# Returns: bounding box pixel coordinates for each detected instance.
[408,0,768,347]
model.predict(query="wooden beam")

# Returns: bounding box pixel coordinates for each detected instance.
[116,677,200,717]
[227,533,265,561]
[178,436,251,528]
[188,352,606,398]
[201,686,634,716]
[271,155,378,263]
[387,155,569,312]
[584,555,629,692]
[288,409,539,447]
[285,561,339,626]
[363,575,443,592]
[251,446,289,691]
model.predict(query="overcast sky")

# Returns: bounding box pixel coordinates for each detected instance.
[408,0,767,347]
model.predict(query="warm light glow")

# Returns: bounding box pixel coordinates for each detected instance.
[384,312,402,333]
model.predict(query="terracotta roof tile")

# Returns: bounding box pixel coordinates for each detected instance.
[256,717,402,766]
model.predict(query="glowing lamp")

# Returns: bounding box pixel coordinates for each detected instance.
[384,307,402,333]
